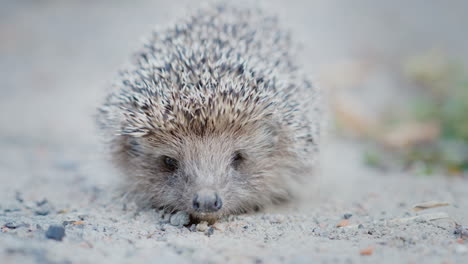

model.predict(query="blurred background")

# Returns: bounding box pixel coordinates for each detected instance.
[1,0,467,177]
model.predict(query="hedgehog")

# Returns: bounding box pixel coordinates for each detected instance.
[98,4,321,222]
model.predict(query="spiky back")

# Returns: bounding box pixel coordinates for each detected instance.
[99,4,321,158]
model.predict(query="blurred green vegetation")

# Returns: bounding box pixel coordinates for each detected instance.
[365,51,468,175]
[405,52,468,174]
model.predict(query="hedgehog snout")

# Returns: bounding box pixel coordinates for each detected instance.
[192,189,223,213]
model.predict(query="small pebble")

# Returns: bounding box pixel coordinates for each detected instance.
[78,215,88,220]
[36,199,48,207]
[344,213,353,220]
[4,208,21,213]
[189,224,197,232]
[15,192,24,203]
[196,221,209,232]
[160,212,171,223]
[205,227,214,237]
[62,221,74,226]
[4,222,19,229]
[269,215,285,224]
[169,211,190,227]
[35,209,50,216]
[45,225,65,241]
[454,224,468,239]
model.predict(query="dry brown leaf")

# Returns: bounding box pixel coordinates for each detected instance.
[73,221,85,225]
[359,246,374,256]
[389,212,450,223]
[413,201,450,211]
[332,94,379,137]
[382,122,440,149]
[336,219,349,228]
[212,223,224,232]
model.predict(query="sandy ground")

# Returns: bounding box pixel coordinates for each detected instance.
[1,1,468,263]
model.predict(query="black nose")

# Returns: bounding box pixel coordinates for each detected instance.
[192,191,222,212]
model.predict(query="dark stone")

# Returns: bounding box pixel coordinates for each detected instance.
[454,224,468,239]
[4,222,19,229]
[4,208,21,213]
[205,227,214,237]
[45,225,65,241]
[189,224,197,232]
[62,221,74,226]
[343,213,353,219]
[15,191,24,203]
[3,222,28,229]
[35,209,50,216]
[36,199,48,207]
[78,215,87,220]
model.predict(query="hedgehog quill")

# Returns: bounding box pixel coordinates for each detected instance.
[98,4,322,222]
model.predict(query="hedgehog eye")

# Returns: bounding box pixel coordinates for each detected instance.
[231,152,244,169]
[162,156,178,172]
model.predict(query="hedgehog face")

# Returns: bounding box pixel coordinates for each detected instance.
[117,120,295,221]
